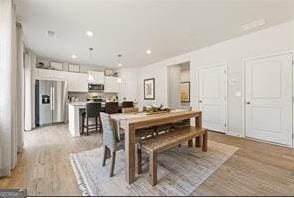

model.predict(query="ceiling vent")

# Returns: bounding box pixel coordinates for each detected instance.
[47,30,56,39]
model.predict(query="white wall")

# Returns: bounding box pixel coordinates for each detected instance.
[132,20,294,137]
[118,68,139,102]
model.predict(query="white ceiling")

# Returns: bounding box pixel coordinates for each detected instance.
[17,0,294,68]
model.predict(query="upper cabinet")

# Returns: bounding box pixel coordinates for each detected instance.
[35,69,88,92]
[88,71,104,84]
[104,76,119,93]
[67,72,88,92]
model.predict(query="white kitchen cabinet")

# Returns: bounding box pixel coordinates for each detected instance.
[35,69,88,92]
[67,72,88,92]
[88,71,104,84]
[104,76,119,93]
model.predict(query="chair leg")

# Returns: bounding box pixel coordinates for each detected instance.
[202,131,208,152]
[137,147,142,174]
[102,145,107,167]
[149,151,157,186]
[110,151,116,177]
[95,116,98,133]
[98,115,102,133]
[81,115,84,135]
[86,117,89,136]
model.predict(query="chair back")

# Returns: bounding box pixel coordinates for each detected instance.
[100,112,119,150]
[105,102,119,114]
[122,101,134,108]
[122,107,139,114]
[86,102,101,117]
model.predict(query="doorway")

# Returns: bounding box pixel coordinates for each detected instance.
[197,63,227,133]
[167,62,191,109]
[245,52,293,147]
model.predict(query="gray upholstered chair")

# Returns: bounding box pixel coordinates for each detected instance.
[100,112,124,177]
[100,112,147,177]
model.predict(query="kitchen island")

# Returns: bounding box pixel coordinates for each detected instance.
[68,102,127,137]
[68,102,87,137]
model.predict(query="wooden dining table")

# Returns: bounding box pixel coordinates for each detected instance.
[111,110,202,184]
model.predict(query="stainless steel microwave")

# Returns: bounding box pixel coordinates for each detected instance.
[88,83,104,92]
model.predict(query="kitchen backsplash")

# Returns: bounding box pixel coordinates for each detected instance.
[68,92,117,102]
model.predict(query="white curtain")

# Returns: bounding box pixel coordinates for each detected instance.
[0,0,24,177]
[24,50,36,131]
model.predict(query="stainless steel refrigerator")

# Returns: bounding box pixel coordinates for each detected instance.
[35,80,67,126]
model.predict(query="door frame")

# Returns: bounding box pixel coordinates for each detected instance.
[195,62,228,134]
[243,51,294,148]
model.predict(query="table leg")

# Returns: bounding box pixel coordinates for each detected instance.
[125,124,136,184]
[188,139,193,147]
[202,130,208,152]
[195,112,203,148]
[195,112,202,128]
[195,136,202,147]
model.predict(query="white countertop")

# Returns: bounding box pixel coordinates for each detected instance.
[67,101,137,106]
[67,101,87,106]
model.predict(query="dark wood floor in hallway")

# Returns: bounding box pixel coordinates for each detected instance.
[0,124,293,196]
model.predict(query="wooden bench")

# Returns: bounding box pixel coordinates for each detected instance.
[138,126,208,185]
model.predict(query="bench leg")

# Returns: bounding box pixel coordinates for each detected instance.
[149,151,157,186]
[137,147,142,174]
[188,139,193,147]
[202,131,208,152]
[195,136,202,147]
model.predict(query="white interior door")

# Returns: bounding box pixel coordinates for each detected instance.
[198,64,227,133]
[245,53,293,146]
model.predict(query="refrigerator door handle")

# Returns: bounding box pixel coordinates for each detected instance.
[50,86,53,110]
[52,86,55,110]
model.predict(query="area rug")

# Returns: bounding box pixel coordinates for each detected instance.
[70,141,238,196]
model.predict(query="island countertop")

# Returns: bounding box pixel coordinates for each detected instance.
[67,101,132,106]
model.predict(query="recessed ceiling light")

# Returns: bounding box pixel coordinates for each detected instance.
[146,50,152,54]
[72,54,77,59]
[118,63,122,67]
[86,31,94,37]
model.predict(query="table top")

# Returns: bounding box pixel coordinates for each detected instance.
[111,109,201,130]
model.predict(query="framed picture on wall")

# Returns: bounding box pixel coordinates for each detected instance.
[144,78,155,100]
[180,81,190,102]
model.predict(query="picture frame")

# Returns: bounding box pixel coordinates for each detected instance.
[50,61,63,71]
[68,64,80,73]
[180,81,190,102]
[144,78,155,100]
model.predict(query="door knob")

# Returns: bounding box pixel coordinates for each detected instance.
[199,100,202,103]
[246,101,251,105]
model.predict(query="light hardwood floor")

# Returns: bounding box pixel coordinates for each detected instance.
[0,124,294,196]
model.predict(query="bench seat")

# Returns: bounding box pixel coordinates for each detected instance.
[138,126,208,185]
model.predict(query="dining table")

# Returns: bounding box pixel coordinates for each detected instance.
[110,109,203,184]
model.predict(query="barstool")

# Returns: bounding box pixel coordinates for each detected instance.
[105,102,119,114]
[82,102,102,135]
[122,101,134,108]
